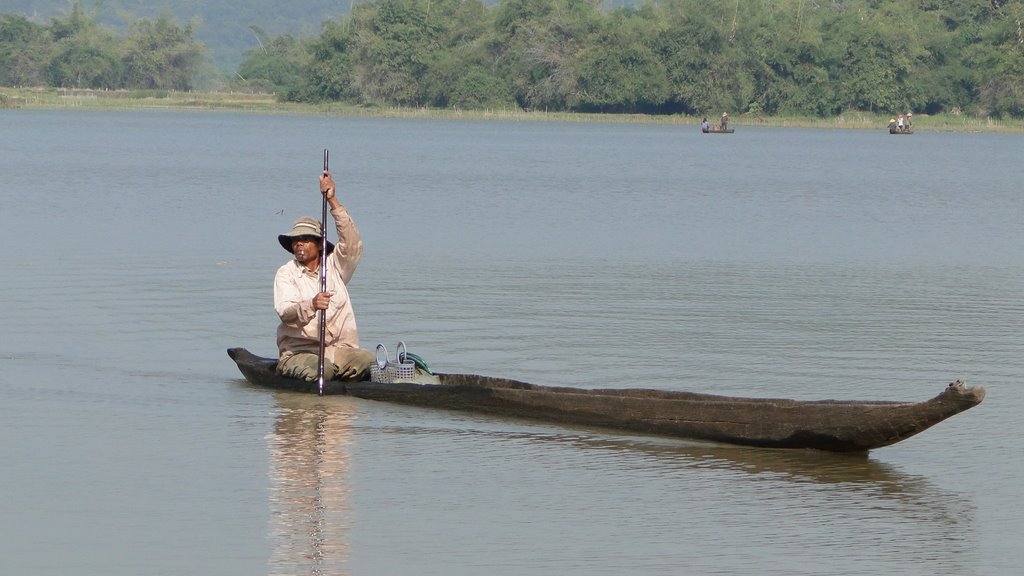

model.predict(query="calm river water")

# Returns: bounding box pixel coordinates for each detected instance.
[1,109,1022,575]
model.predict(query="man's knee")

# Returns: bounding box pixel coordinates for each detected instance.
[278,353,338,381]
[334,348,374,380]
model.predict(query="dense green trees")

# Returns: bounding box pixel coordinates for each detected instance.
[121,15,206,90]
[3,0,1024,118]
[240,0,1021,118]
[0,3,205,90]
[0,15,52,86]
[234,27,312,97]
[2,0,348,71]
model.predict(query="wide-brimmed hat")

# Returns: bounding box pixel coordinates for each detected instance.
[278,216,335,255]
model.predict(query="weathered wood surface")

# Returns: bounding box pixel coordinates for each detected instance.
[227,347,984,452]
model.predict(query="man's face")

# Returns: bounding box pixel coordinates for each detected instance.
[291,236,320,264]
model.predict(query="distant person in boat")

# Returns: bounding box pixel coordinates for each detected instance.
[905,112,913,131]
[273,171,374,381]
[701,117,710,133]
[897,114,904,131]
[720,112,729,131]
[888,117,898,132]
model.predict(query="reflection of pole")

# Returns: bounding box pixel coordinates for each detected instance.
[310,410,328,569]
[268,395,355,575]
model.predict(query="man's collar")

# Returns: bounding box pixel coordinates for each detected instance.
[293,259,320,276]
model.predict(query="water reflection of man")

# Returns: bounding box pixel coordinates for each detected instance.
[268,394,355,574]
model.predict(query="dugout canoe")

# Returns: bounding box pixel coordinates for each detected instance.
[227,347,984,452]
[702,128,735,134]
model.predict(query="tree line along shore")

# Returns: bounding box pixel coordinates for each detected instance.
[2,0,1023,124]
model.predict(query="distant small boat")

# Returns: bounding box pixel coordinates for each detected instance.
[228,347,984,452]
[889,127,913,135]
[703,128,735,134]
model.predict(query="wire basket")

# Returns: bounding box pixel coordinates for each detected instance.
[370,341,417,383]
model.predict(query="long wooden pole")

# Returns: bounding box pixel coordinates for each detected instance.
[317,148,329,395]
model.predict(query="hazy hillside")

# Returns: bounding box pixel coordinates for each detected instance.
[4,0,358,70]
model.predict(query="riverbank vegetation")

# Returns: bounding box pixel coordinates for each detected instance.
[4,85,1021,132]
[2,0,1023,122]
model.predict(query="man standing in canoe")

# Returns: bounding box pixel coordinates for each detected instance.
[273,170,374,381]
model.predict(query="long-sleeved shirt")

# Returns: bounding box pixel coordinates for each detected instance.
[274,203,363,365]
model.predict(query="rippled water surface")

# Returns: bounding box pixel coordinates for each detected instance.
[1,110,1021,575]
